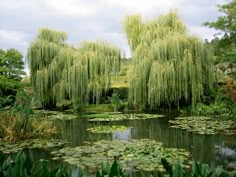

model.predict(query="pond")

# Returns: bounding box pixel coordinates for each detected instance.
[28,113,236,176]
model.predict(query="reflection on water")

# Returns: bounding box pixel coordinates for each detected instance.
[61,116,236,169]
[112,128,132,140]
[30,114,236,172]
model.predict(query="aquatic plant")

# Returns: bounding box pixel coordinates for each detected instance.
[0,151,129,177]
[158,158,234,177]
[51,139,190,172]
[27,28,121,109]
[0,151,234,177]
[87,113,164,122]
[0,139,67,154]
[169,116,235,135]
[87,125,128,134]
[46,113,78,121]
[0,151,73,177]
[96,160,129,177]
[123,11,214,109]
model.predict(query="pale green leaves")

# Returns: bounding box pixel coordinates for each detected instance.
[27,28,121,108]
[169,116,235,135]
[124,11,214,109]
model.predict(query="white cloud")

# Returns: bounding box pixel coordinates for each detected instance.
[44,0,98,16]
[0,29,28,46]
[100,32,130,57]
[188,26,218,41]
[104,0,173,14]
[0,0,227,58]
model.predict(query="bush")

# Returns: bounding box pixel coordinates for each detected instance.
[191,102,231,117]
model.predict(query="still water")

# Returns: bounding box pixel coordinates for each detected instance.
[30,114,236,175]
[62,115,236,168]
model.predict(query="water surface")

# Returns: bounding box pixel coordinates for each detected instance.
[61,115,236,169]
[30,114,236,175]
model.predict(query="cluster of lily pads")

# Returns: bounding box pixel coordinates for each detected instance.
[50,139,190,172]
[87,125,128,134]
[169,116,235,135]
[34,110,64,115]
[87,113,164,122]
[0,139,67,154]
[46,113,78,120]
[34,110,78,120]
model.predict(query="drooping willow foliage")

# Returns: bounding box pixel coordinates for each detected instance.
[124,11,214,109]
[27,28,120,108]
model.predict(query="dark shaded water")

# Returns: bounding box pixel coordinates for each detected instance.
[30,114,236,175]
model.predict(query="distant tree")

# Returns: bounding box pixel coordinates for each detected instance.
[0,49,25,80]
[0,49,25,107]
[204,0,236,63]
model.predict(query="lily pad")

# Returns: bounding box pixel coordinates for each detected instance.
[34,110,79,120]
[87,125,128,133]
[169,116,235,135]
[34,110,62,115]
[0,139,67,154]
[47,114,78,120]
[88,113,165,122]
[50,139,190,172]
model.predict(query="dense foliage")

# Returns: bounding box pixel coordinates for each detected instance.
[0,49,25,80]
[0,49,25,108]
[27,28,121,109]
[0,152,234,177]
[124,11,214,109]
[204,0,236,63]
[0,152,73,177]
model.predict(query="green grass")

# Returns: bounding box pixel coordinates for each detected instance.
[84,104,113,113]
[83,113,110,118]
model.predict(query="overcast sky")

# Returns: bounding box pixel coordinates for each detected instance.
[0,0,226,60]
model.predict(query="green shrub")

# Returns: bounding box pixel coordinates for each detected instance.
[191,101,236,118]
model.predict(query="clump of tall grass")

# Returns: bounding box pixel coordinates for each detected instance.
[0,90,59,142]
[0,111,58,142]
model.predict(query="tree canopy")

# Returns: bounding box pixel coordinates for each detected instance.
[124,11,214,109]
[0,49,25,80]
[204,0,236,63]
[27,28,121,109]
[0,49,25,107]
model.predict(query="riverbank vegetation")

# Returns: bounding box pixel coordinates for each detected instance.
[0,151,234,177]
[0,91,59,142]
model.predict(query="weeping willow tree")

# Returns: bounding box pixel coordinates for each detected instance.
[27,28,120,108]
[124,11,214,109]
